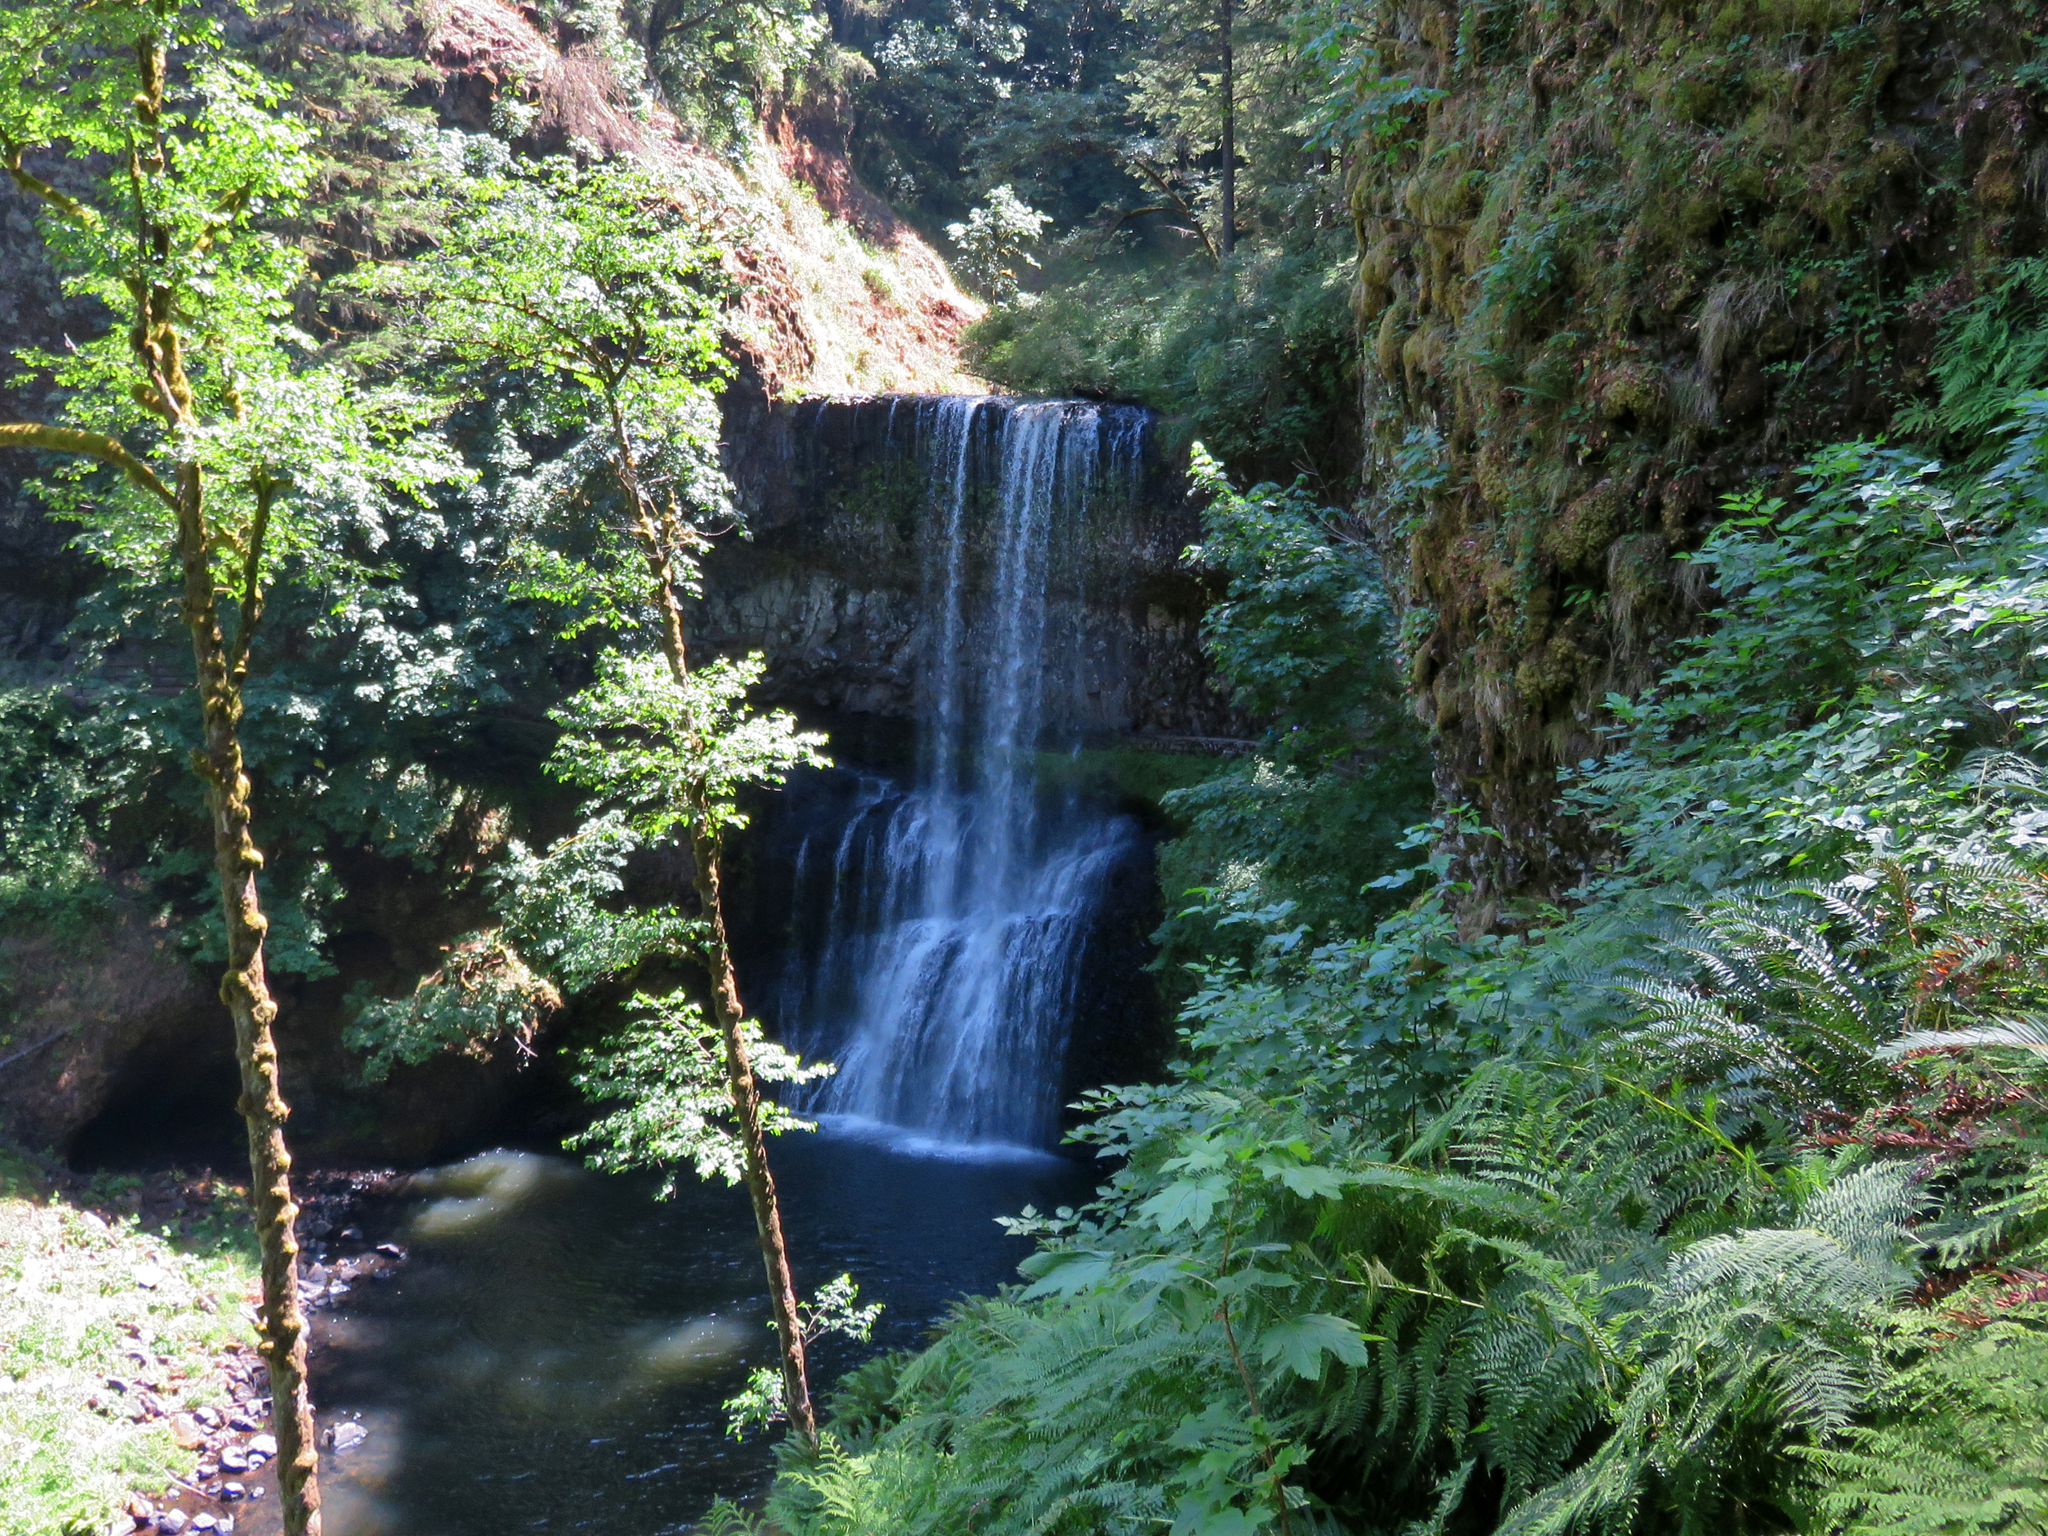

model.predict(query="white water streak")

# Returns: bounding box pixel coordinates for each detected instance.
[783,399,1145,1149]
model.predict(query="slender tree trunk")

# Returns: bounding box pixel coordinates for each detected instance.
[4,111,326,1536]
[616,441,690,676]
[1218,0,1236,262]
[618,452,818,1446]
[132,33,323,1534]
[693,827,819,1445]
[174,472,323,1536]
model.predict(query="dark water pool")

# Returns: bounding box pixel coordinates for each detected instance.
[310,1123,1096,1534]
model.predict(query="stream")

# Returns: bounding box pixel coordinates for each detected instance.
[310,1132,1091,1534]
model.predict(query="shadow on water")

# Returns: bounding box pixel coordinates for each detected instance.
[313,1129,1095,1534]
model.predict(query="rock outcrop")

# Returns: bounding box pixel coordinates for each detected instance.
[1352,0,2048,913]
[707,393,1238,744]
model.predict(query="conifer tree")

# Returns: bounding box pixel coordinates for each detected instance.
[1118,0,1311,260]
[1123,0,1241,261]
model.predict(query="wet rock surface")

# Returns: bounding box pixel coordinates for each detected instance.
[115,1170,414,1536]
[710,393,1242,743]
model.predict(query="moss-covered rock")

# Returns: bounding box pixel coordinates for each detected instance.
[1347,0,2048,910]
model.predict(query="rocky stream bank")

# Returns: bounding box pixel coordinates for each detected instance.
[0,1152,412,1536]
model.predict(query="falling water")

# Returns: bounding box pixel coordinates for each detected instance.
[772,398,1150,1150]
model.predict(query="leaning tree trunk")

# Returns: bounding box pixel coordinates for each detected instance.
[620,457,818,1445]
[175,475,324,1535]
[693,826,819,1445]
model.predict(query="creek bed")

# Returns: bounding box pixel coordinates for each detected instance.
[308,1126,1093,1534]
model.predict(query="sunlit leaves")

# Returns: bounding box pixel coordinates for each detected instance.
[545,650,829,843]
[0,0,463,980]
[568,993,832,1197]
[1570,398,2048,885]
[724,1274,883,1439]
[347,153,733,551]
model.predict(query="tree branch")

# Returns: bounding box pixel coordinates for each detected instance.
[227,475,275,683]
[445,287,605,370]
[643,0,720,52]
[0,422,177,507]
[1128,158,1218,263]
[2,147,97,228]
[1092,204,1177,256]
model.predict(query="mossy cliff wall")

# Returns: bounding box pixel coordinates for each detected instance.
[1350,0,2048,908]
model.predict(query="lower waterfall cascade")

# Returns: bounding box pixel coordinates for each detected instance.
[765,396,1158,1150]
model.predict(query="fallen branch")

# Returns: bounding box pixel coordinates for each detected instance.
[0,1031,65,1074]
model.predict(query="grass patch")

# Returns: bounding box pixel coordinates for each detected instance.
[0,1149,258,1536]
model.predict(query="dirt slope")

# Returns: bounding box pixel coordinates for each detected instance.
[425,0,983,396]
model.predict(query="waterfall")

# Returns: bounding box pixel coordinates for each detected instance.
[770,397,1150,1150]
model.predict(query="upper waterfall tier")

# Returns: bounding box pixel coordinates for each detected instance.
[702,393,1241,743]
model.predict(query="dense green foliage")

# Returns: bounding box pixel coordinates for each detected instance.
[0,0,469,984]
[0,0,945,1021]
[1339,0,2048,891]
[968,232,1359,485]
[821,0,1361,486]
[1153,450,1430,974]
[735,391,2048,1535]
[0,690,103,933]
[6,2,2048,1533]
[337,155,828,1134]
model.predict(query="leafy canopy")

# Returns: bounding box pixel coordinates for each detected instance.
[549,651,829,845]
[1,0,453,596]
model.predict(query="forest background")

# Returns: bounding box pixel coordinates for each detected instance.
[3,0,2048,1532]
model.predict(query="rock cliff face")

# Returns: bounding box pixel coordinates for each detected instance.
[705,391,1239,744]
[0,907,556,1169]
[1350,0,2048,913]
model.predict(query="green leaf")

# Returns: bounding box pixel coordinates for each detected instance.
[1256,1155,1351,1200]
[1140,1174,1230,1234]
[1256,1312,1376,1380]
[1017,1248,1114,1298]
[1169,1506,1267,1536]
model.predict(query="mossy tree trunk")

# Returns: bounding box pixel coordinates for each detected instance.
[691,824,818,1445]
[611,431,819,1447]
[3,34,326,1532]
[183,484,325,1536]
[132,39,324,1535]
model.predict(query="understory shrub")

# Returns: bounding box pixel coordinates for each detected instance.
[1152,452,1432,978]
[744,392,2048,1536]
[966,233,1360,491]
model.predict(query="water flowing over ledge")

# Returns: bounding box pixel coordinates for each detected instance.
[702,391,1240,742]
[755,398,1164,1150]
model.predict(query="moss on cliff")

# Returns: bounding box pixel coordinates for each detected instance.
[1348,0,2048,912]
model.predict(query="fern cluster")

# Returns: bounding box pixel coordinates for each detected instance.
[738,391,2048,1536]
